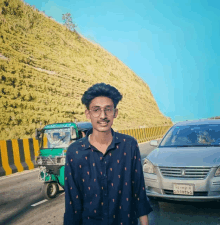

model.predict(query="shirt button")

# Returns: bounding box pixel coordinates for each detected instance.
[104,174,106,177]
[105,161,107,164]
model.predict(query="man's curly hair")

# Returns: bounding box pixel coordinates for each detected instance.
[81,83,122,109]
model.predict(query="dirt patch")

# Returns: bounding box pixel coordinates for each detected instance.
[0,53,8,60]
[33,67,56,75]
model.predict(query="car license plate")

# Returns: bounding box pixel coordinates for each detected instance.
[173,183,194,195]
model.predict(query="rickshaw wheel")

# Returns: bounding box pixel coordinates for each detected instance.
[43,182,59,199]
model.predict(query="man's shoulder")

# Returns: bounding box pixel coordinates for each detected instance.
[69,138,85,147]
[115,131,137,143]
[66,138,86,155]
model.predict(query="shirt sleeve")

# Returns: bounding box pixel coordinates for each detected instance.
[64,149,83,225]
[131,139,153,218]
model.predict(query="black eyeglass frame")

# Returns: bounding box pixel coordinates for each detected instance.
[89,107,115,118]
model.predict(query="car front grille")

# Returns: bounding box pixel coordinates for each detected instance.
[163,189,208,196]
[159,167,211,179]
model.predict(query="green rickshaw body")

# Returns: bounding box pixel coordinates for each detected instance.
[35,122,92,197]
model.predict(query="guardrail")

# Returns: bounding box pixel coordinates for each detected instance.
[0,125,171,177]
[118,125,171,143]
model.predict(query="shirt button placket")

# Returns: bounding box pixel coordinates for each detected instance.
[102,156,108,222]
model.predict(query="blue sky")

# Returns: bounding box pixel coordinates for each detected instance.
[25,0,220,122]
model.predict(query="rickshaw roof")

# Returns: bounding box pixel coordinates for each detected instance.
[43,122,92,130]
[76,122,93,131]
[43,122,77,129]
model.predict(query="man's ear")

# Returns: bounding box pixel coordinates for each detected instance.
[114,108,118,118]
[85,109,91,120]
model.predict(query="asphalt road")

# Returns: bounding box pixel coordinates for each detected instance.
[1,142,220,225]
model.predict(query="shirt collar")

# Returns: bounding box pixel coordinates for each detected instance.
[83,128,121,150]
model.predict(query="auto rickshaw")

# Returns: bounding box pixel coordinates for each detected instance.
[35,122,92,199]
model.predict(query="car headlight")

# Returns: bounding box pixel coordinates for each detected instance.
[215,167,220,176]
[143,158,156,174]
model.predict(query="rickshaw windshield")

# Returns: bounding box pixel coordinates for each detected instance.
[42,128,72,149]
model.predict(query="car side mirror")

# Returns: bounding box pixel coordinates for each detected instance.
[150,140,158,146]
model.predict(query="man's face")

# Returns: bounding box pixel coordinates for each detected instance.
[85,96,118,133]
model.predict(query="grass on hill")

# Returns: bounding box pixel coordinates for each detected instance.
[0,0,172,140]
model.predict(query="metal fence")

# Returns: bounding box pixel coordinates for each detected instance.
[118,125,171,143]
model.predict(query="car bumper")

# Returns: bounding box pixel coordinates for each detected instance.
[144,168,220,202]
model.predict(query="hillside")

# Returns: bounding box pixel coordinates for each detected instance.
[0,0,172,140]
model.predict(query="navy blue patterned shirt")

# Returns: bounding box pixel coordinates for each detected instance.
[64,129,152,225]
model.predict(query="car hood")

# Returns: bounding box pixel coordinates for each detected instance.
[147,146,220,167]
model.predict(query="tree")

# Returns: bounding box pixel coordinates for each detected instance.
[62,13,76,32]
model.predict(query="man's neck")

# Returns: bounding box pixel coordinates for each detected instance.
[90,128,113,145]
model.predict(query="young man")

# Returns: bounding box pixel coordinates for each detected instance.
[64,83,152,225]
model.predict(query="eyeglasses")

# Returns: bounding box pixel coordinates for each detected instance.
[89,107,115,118]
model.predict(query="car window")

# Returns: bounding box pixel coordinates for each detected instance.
[160,124,220,147]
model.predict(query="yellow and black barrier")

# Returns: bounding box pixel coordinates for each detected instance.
[0,138,40,177]
[0,125,171,177]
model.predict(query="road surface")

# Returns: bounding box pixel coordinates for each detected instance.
[1,142,220,225]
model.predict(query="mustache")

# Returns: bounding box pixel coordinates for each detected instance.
[98,119,110,123]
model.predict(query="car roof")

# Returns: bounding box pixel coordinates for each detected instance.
[174,119,220,127]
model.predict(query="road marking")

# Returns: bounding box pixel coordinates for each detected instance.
[31,192,64,207]
[31,199,48,207]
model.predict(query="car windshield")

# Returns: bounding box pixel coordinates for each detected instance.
[42,128,72,149]
[160,124,220,147]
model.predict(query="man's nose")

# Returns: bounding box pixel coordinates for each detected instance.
[100,109,107,118]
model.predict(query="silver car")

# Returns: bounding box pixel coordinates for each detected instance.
[143,119,220,201]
